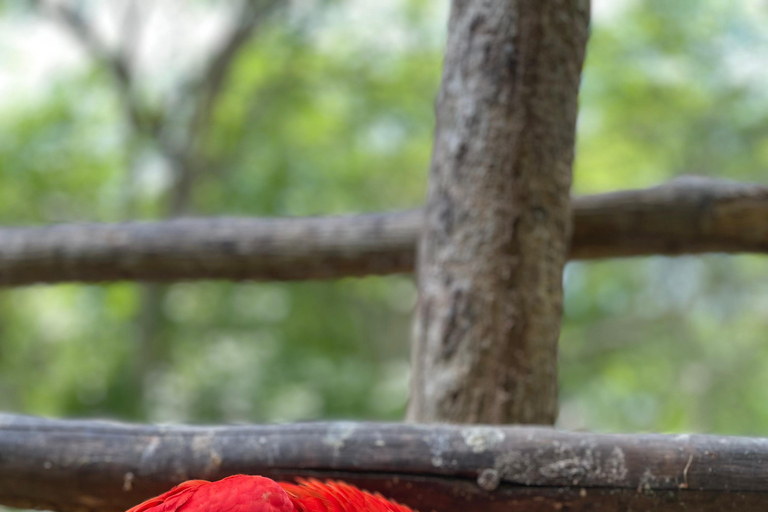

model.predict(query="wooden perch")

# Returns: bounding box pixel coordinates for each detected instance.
[0,212,420,285]
[2,414,768,512]
[1,177,767,286]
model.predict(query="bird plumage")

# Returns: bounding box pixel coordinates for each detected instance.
[126,475,416,512]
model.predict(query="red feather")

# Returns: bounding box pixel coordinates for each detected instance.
[126,475,417,512]
[279,478,415,512]
[126,480,208,512]
[126,475,295,512]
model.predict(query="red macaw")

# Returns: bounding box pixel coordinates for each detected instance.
[127,475,416,512]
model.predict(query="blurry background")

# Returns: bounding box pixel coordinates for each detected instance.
[0,0,767,436]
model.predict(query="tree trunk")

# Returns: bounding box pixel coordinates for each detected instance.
[408,0,590,424]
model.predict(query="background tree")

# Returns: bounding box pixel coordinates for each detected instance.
[0,0,767,442]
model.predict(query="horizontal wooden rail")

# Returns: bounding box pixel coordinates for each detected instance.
[2,413,768,512]
[1,176,767,286]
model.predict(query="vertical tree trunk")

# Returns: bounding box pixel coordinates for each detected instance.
[408,0,590,425]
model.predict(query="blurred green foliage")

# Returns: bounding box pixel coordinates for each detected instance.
[0,0,767,438]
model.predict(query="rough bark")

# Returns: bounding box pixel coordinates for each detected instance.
[407,0,590,425]
[3,414,768,512]
[572,176,768,258]
[0,212,419,286]
[1,178,767,286]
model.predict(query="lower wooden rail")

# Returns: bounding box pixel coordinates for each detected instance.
[1,414,767,512]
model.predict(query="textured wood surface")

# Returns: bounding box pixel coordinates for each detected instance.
[408,0,590,424]
[2,414,768,512]
[0,178,766,286]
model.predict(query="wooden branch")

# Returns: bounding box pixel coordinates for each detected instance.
[0,211,420,285]
[2,414,768,512]
[572,176,768,258]
[407,0,590,425]
[0,178,767,287]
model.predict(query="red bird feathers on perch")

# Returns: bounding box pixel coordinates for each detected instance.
[127,475,416,512]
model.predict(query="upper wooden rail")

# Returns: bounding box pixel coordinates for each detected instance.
[2,413,768,512]
[0,177,766,286]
